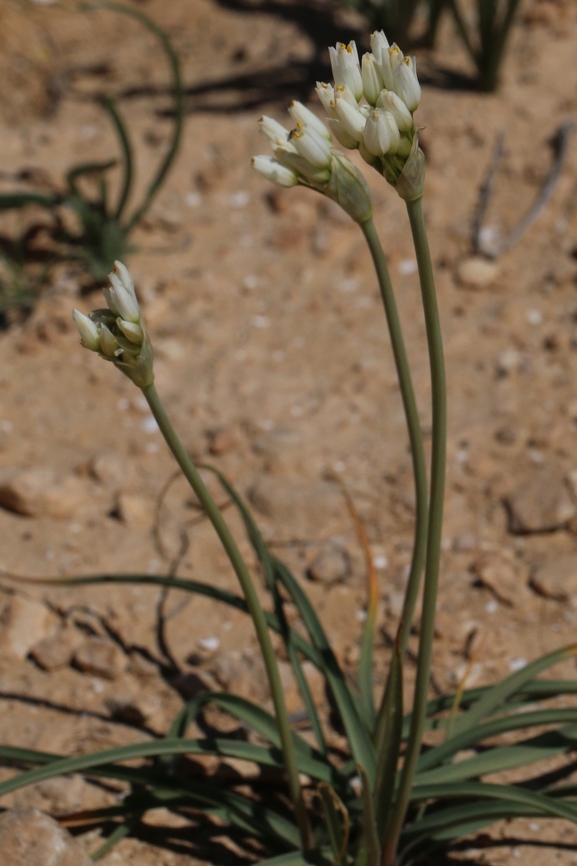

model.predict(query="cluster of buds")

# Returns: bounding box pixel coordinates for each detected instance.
[252,101,373,224]
[317,34,423,195]
[72,261,154,388]
[253,31,425,203]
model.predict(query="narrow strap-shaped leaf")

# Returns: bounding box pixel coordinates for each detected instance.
[100,97,134,222]
[358,765,380,866]
[273,557,377,785]
[0,193,62,210]
[4,572,322,669]
[417,707,577,774]
[0,740,300,847]
[415,724,577,785]
[91,814,142,860]
[66,159,117,199]
[201,466,327,753]
[165,694,344,787]
[451,644,577,736]
[411,780,577,824]
[373,634,403,841]
[84,2,184,234]
[318,783,349,866]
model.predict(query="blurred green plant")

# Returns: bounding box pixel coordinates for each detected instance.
[0,1,184,285]
[447,0,524,91]
[339,0,422,49]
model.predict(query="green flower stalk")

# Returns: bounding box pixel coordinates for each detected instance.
[73,263,312,851]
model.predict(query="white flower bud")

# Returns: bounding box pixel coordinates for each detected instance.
[251,155,299,187]
[289,101,331,140]
[72,309,100,351]
[370,31,390,65]
[329,42,363,101]
[99,322,119,358]
[326,118,359,150]
[112,261,137,303]
[289,125,332,168]
[363,108,401,157]
[334,84,359,108]
[103,272,140,324]
[315,82,337,118]
[361,53,384,106]
[333,97,367,143]
[274,147,331,184]
[377,90,414,132]
[258,116,294,150]
[394,56,422,112]
[117,318,144,344]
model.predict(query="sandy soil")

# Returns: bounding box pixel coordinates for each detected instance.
[1,0,577,862]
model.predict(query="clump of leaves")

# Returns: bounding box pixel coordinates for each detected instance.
[337,0,446,51]
[0,1,184,286]
[5,475,577,864]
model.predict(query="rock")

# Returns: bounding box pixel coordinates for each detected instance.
[307,543,351,584]
[456,257,499,289]
[504,470,576,534]
[0,468,90,519]
[470,551,525,607]
[0,808,90,866]
[497,348,521,376]
[208,426,238,455]
[0,596,58,660]
[530,553,577,602]
[88,450,126,486]
[248,477,343,537]
[30,629,79,671]
[114,492,154,526]
[73,636,124,680]
[212,650,269,702]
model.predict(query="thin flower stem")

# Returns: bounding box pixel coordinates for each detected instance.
[360,218,428,682]
[141,382,312,851]
[381,197,446,866]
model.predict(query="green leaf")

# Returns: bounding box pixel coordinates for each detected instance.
[373,635,403,840]
[451,644,577,736]
[411,780,577,824]
[415,724,577,785]
[100,97,134,222]
[273,556,377,786]
[202,466,327,753]
[0,740,302,848]
[166,693,345,788]
[259,849,333,866]
[417,707,577,774]
[0,193,61,210]
[318,783,349,866]
[358,764,381,866]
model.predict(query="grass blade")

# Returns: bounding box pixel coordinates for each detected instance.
[373,634,403,840]
[451,644,577,736]
[358,764,381,866]
[0,193,62,210]
[318,783,349,866]
[415,724,577,784]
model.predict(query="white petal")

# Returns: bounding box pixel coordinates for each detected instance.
[333,98,367,143]
[258,115,293,149]
[290,126,332,168]
[98,323,119,358]
[329,43,363,101]
[289,101,331,140]
[315,82,337,118]
[370,30,390,64]
[117,318,144,344]
[326,118,359,150]
[252,155,299,187]
[361,53,383,106]
[72,309,100,351]
[377,89,414,132]
[112,261,137,303]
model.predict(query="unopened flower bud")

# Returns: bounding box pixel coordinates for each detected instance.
[333,97,366,143]
[370,30,390,65]
[363,108,400,157]
[329,42,363,101]
[289,125,332,168]
[117,318,144,344]
[251,155,299,187]
[274,147,331,184]
[362,53,384,106]
[315,82,337,117]
[258,116,294,150]
[103,271,140,324]
[289,101,331,140]
[326,118,359,150]
[377,90,414,132]
[72,310,100,351]
[99,322,119,358]
[394,56,421,112]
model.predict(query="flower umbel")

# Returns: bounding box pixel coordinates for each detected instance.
[252,102,373,224]
[72,261,154,388]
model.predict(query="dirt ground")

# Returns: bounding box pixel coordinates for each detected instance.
[1,0,577,862]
